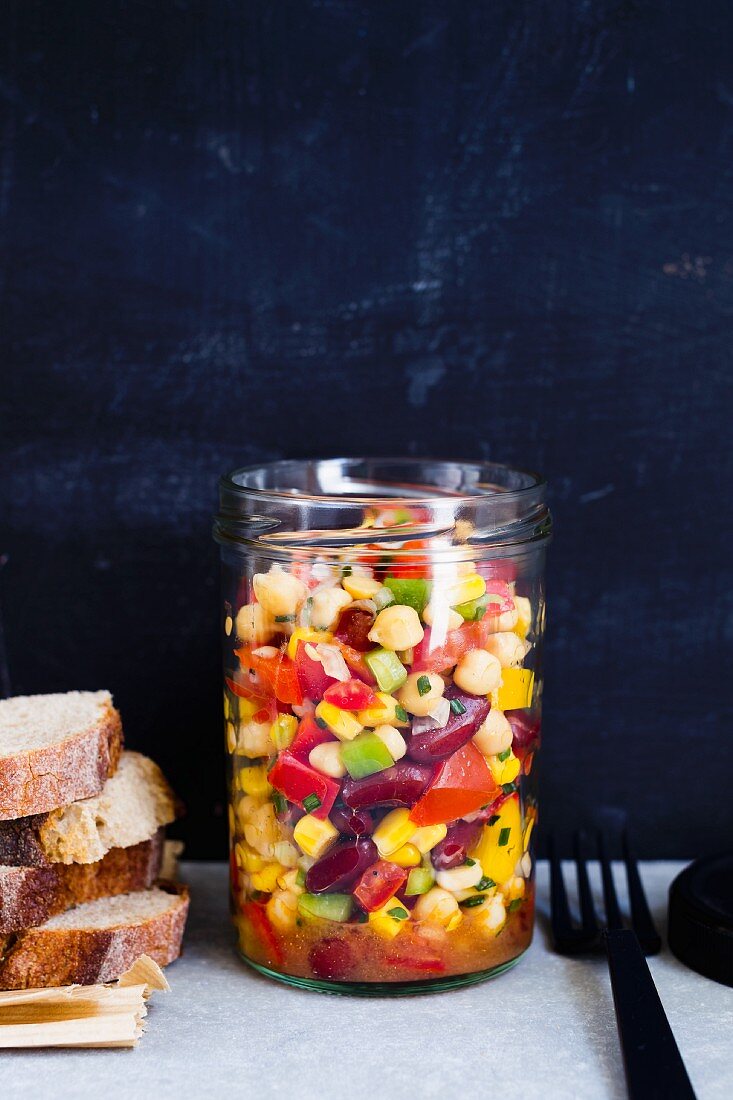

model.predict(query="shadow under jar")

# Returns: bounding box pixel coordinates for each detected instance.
[214,458,551,995]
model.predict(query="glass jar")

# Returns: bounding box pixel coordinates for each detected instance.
[214,458,551,994]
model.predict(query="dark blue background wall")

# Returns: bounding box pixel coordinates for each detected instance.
[2,1,731,857]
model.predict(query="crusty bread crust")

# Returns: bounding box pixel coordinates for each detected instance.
[0,830,165,933]
[0,883,189,989]
[0,700,123,820]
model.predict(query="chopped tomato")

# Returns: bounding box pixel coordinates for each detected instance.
[289,714,336,762]
[353,860,408,912]
[411,618,494,673]
[482,580,516,614]
[293,642,338,702]
[236,646,303,706]
[268,751,339,819]
[386,539,431,579]
[332,640,377,684]
[409,742,500,826]
[241,901,283,966]
[333,606,375,651]
[323,678,378,711]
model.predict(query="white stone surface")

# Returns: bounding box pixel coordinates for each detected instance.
[2,861,731,1099]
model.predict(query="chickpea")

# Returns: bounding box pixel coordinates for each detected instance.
[473,708,513,757]
[253,567,307,618]
[237,714,276,759]
[484,631,528,668]
[422,599,463,633]
[310,586,352,630]
[235,602,273,646]
[475,894,506,935]
[243,802,280,857]
[266,890,299,933]
[413,886,462,929]
[396,671,445,717]
[453,649,502,695]
[373,723,407,761]
[308,742,347,778]
[368,604,424,650]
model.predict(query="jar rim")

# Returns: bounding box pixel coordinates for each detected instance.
[214,457,551,557]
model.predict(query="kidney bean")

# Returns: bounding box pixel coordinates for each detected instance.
[341,762,434,810]
[305,837,378,894]
[506,709,541,751]
[431,820,482,870]
[334,607,375,652]
[408,686,490,763]
[309,938,353,980]
[329,804,374,837]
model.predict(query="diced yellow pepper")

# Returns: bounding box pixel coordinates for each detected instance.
[470,795,522,885]
[390,843,422,868]
[286,628,333,660]
[315,701,362,742]
[357,692,410,729]
[368,896,409,939]
[237,765,271,799]
[250,863,285,893]
[446,572,486,606]
[270,713,298,750]
[235,842,266,874]
[342,574,382,600]
[293,813,338,859]
[373,808,416,857]
[486,750,521,787]
[497,667,534,710]
[409,822,448,854]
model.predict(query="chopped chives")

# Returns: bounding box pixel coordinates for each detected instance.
[387,907,409,921]
[508,898,523,912]
[417,675,431,697]
[460,895,487,908]
[449,698,467,715]
[341,565,353,577]
[303,793,322,813]
[502,782,517,795]
[488,814,500,825]
[476,876,496,892]
[498,827,511,847]
[497,748,511,762]
[464,858,476,867]
[272,792,287,814]
[315,716,329,730]
[275,614,296,623]
[395,704,409,723]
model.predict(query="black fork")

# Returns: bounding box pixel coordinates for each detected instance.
[549,829,696,1100]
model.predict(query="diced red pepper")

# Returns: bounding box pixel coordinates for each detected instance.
[353,860,408,912]
[385,539,431,579]
[323,678,378,711]
[225,674,261,700]
[293,642,338,701]
[236,646,304,706]
[409,742,500,826]
[241,901,283,966]
[289,714,336,762]
[268,751,339,819]
[411,618,494,673]
[332,640,377,684]
[482,580,516,614]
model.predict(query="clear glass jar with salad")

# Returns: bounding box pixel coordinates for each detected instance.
[214,459,551,993]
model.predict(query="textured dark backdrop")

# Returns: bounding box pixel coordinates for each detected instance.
[1,1,731,858]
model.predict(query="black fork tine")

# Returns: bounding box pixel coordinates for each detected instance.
[597,830,624,930]
[622,830,662,956]
[548,833,575,951]
[573,830,599,943]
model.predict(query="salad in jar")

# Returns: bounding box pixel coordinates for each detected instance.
[224,526,542,992]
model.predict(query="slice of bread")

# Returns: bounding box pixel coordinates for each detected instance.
[0,884,189,989]
[0,691,123,820]
[0,752,180,867]
[0,829,165,933]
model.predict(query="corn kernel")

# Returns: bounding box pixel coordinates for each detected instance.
[357,692,410,728]
[497,668,534,710]
[514,596,532,639]
[237,765,271,799]
[413,886,462,929]
[270,713,298,750]
[373,808,416,857]
[409,823,448,853]
[368,896,410,939]
[342,573,382,599]
[390,843,422,868]
[446,572,486,606]
[250,863,285,893]
[235,842,265,874]
[287,627,333,660]
[293,813,339,859]
[486,750,521,787]
[266,890,299,933]
[226,721,237,753]
[223,693,230,720]
[315,701,362,742]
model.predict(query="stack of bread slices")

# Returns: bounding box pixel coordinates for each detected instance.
[0,691,189,990]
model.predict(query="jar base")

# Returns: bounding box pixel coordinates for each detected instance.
[236,947,528,996]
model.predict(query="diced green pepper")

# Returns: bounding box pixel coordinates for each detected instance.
[297,893,353,922]
[404,866,434,896]
[364,647,408,693]
[341,732,394,779]
[453,593,491,621]
[384,577,431,615]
